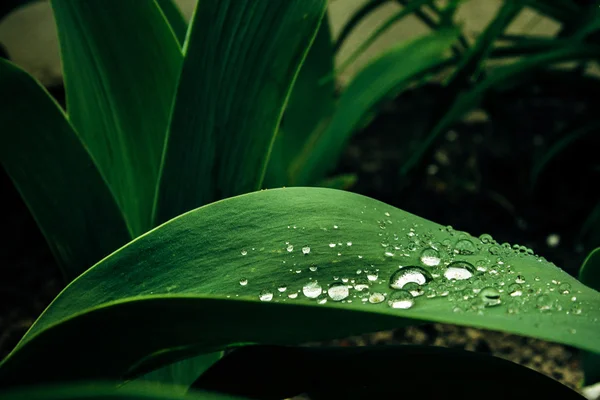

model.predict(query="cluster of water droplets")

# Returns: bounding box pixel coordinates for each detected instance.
[234,212,590,327]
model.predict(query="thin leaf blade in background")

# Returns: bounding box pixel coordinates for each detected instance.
[51,0,183,237]
[400,44,600,176]
[153,0,327,224]
[0,381,247,400]
[264,13,335,188]
[0,188,598,385]
[290,30,458,185]
[156,0,188,46]
[0,59,131,280]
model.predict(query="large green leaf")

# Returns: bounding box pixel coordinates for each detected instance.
[290,30,458,185]
[400,44,600,176]
[0,59,131,280]
[264,12,336,188]
[51,0,183,237]
[193,345,584,399]
[0,381,245,400]
[153,0,327,224]
[580,248,600,385]
[0,188,598,386]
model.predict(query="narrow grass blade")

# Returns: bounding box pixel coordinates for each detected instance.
[193,345,584,399]
[153,0,327,224]
[264,13,335,188]
[0,381,246,400]
[0,188,598,386]
[400,44,600,176]
[579,248,600,386]
[333,0,388,53]
[336,0,436,77]
[51,0,183,237]
[156,0,188,46]
[445,0,523,88]
[291,30,458,185]
[0,59,131,280]
[531,121,600,188]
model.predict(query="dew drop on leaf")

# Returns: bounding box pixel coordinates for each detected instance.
[329,243,336,248]
[239,278,248,286]
[302,281,322,298]
[515,275,526,284]
[388,290,414,309]
[309,264,318,272]
[277,285,287,293]
[288,292,298,299]
[259,290,273,302]
[241,250,247,256]
[354,277,370,292]
[403,282,424,297]
[367,271,379,282]
[368,292,386,304]
[559,282,571,294]
[302,246,311,255]
[508,283,522,297]
[444,261,475,280]
[479,287,501,307]
[328,282,350,301]
[479,233,493,244]
[454,239,476,255]
[420,247,441,266]
[536,295,553,311]
[286,244,294,252]
[390,266,431,289]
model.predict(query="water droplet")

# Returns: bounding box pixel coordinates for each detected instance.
[444,261,475,280]
[367,271,379,282]
[368,292,386,304]
[388,290,414,309]
[239,278,248,286]
[241,250,248,256]
[329,243,336,248]
[317,297,327,304]
[302,281,322,298]
[347,241,353,246]
[479,287,501,307]
[508,283,522,297]
[479,233,493,244]
[403,282,424,297]
[384,251,395,257]
[277,285,287,293]
[354,277,370,291]
[384,212,390,217]
[515,275,526,284]
[454,239,476,255]
[288,292,298,299]
[489,245,501,255]
[328,282,350,301]
[259,290,273,302]
[390,266,431,289]
[570,303,582,315]
[559,282,571,294]
[286,244,294,252]
[309,264,318,272]
[420,247,441,266]
[302,246,311,255]
[536,295,553,311]
[333,225,339,229]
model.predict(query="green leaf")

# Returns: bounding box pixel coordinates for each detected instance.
[531,121,600,188]
[400,44,600,176]
[156,0,188,46]
[0,381,245,400]
[153,0,327,224]
[264,13,335,188]
[51,0,183,237]
[445,0,523,88]
[0,59,131,280]
[130,353,223,393]
[0,188,598,385]
[579,248,600,386]
[290,30,458,185]
[336,0,436,77]
[193,345,584,399]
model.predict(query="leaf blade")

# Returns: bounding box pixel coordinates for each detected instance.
[153,0,327,224]
[0,188,598,385]
[0,59,131,280]
[51,0,183,236]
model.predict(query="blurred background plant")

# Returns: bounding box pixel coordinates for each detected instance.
[1,0,599,395]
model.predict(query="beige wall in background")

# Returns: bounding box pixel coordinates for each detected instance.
[0,0,560,87]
